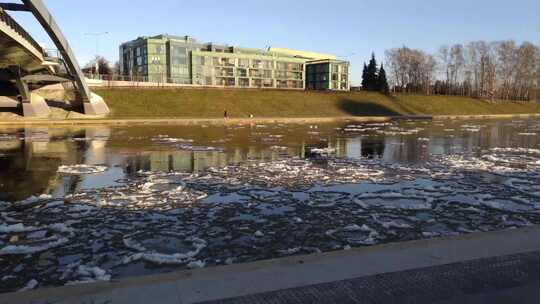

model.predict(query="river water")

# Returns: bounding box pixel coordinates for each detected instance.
[0,118,539,292]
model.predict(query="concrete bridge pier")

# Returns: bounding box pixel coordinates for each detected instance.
[10,66,50,117]
[83,92,110,116]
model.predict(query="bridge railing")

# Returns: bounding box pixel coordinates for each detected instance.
[0,7,44,56]
[84,73,193,84]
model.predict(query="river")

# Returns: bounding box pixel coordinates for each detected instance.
[0,118,539,292]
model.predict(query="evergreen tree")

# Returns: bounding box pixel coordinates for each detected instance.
[361,63,368,89]
[366,53,379,91]
[377,63,390,94]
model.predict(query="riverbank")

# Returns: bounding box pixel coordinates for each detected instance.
[1,88,540,124]
[95,88,540,118]
[1,114,540,127]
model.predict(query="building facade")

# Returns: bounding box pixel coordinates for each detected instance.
[306,59,350,91]
[119,35,349,91]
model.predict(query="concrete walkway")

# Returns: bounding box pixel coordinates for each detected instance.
[1,114,539,127]
[2,226,540,304]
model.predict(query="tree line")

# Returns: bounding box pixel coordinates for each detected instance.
[380,41,540,101]
[361,53,389,94]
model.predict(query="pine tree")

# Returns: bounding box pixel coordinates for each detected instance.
[361,63,368,89]
[377,63,390,94]
[366,53,379,91]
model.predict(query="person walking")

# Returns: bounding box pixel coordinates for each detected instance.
[224,110,228,119]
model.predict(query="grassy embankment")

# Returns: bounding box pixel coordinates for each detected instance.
[93,88,540,119]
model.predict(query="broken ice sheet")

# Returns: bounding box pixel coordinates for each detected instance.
[3,119,540,293]
[57,165,108,175]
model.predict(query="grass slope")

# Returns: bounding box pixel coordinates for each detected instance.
[94,88,540,119]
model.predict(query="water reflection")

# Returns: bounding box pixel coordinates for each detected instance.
[0,119,538,201]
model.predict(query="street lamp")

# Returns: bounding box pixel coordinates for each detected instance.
[84,32,109,75]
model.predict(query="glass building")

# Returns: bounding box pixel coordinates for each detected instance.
[119,35,350,91]
[306,59,350,91]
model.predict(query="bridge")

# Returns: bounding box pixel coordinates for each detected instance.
[0,0,109,117]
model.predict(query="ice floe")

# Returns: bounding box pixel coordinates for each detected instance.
[17,279,38,292]
[0,237,69,255]
[57,165,108,175]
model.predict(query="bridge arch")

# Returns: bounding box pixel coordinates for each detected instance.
[0,0,109,116]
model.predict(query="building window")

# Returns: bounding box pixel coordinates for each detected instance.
[172,57,187,65]
[215,67,234,77]
[194,56,205,66]
[217,77,235,86]
[237,68,247,77]
[252,79,262,87]
[220,58,235,66]
[173,46,187,56]
[263,79,273,87]
[239,78,249,87]
[249,69,262,78]
[263,60,273,69]
[252,60,262,69]
[238,59,249,67]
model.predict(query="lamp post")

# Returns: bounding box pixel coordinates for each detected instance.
[84,32,109,75]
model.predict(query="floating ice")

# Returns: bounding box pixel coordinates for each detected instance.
[57,165,107,175]
[0,223,37,233]
[491,147,540,155]
[310,148,336,155]
[327,224,379,245]
[278,247,322,255]
[123,236,207,265]
[152,135,194,143]
[354,193,432,210]
[67,265,111,285]
[187,260,206,269]
[177,144,223,152]
[0,237,69,255]
[17,279,38,292]
[307,191,350,208]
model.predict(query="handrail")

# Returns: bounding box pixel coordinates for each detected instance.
[0,8,44,56]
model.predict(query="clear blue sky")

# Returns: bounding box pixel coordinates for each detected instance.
[11,0,540,85]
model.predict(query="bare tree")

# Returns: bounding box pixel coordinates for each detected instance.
[385,46,437,94]
[386,41,540,101]
[83,56,113,76]
[438,45,451,94]
[449,44,465,94]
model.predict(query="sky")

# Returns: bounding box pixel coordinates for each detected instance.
[10,0,540,85]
